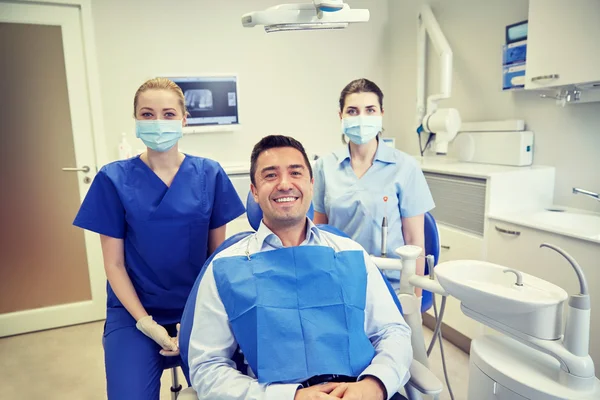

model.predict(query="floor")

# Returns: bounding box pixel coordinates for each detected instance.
[0,321,469,399]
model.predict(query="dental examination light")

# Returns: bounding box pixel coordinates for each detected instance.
[241,1,370,33]
[416,5,461,155]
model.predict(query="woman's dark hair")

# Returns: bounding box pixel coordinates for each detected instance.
[250,135,313,186]
[339,78,384,112]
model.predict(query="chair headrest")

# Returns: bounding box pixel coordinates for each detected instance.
[246,191,315,231]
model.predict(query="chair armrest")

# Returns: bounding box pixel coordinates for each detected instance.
[177,387,198,399]
[406,359,443,395]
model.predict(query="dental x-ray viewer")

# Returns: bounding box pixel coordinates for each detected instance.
[181,135,413,400]
[73,77,245,399]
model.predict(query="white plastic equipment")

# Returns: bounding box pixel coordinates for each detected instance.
[416,5,461,154]
[241,1,369,33]
[453,131,534,166]
[377,243,600,399]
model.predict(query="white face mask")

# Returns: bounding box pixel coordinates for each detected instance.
[341,116,383,145]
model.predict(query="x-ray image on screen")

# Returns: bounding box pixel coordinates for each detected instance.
[185,89,214,111]
[167,76,239,126]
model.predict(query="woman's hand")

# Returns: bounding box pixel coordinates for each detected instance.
[160,323,181,357]
[136,316,178,352]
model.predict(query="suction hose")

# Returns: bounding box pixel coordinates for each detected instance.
[424,255,455,400]
[540,243,588,295]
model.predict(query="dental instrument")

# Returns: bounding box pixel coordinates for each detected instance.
[381,196,388,257]
[241,1,369,33]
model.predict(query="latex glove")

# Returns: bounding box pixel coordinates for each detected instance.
[160,323,180,357]
[136,316,178,352]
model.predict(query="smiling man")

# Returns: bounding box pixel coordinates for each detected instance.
[182,135,413,400]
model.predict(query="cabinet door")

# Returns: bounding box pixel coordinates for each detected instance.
[487,221,578,293]
[525,0,600,89]
[427,224,485,339]
[468,365,528,400]
[487,219,600,375]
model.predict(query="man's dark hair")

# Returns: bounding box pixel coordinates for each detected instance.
[250,135,313,186]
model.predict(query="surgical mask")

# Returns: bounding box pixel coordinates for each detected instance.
[341,116,382,145]
[135,119,183,152]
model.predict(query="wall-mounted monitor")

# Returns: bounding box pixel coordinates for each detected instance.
[167,75,240,133]
[506,20,528,44]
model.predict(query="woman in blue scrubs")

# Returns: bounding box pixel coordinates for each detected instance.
[73,77,245,399]
[313,78,435,293]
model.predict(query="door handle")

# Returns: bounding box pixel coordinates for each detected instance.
[62,166,90,173]
[495,225,521,236]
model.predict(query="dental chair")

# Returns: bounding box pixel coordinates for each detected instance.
[176,193,444,399]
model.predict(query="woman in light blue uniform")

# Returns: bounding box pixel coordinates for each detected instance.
[73,78,245,400]
[313,78,435,291]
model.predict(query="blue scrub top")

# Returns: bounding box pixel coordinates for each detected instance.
[313,141,435,259]
[73,154,245,324]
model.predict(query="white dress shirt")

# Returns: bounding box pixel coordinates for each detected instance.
[186,219,413,400]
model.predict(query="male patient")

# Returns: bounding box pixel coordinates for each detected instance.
[182,135,412,400]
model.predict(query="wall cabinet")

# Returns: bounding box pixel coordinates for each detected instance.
[525,0,600,90]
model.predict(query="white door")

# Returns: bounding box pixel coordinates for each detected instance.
[0,0,106,336]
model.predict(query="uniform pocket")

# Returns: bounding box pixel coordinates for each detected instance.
[360,189,400,229]
[189,219,210,268]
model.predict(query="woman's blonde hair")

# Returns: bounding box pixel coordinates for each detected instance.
[133,77,187,117]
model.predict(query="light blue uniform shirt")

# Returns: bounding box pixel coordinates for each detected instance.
[186,219,413,400]
[313,141,435,261]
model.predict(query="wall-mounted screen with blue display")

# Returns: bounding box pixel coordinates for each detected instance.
[506,20,528,44]
[168,76,239,126]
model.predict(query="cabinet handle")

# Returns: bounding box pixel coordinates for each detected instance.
[495,225,521,236]
[531,74,559,82]
[441,245,451,250]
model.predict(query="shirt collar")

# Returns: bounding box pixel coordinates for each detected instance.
[255,217,322,250]
[333,139,396,166]
[334,145,351,165]
[374,139,397,164]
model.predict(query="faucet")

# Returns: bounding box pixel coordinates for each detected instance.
[572,187,600,202]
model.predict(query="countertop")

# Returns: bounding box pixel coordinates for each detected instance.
[489,207,600,245]
[222,162,250,175]
[416,156,554,178]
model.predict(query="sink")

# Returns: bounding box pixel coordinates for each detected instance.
[435,260,568,314]
[435,260,569,339]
